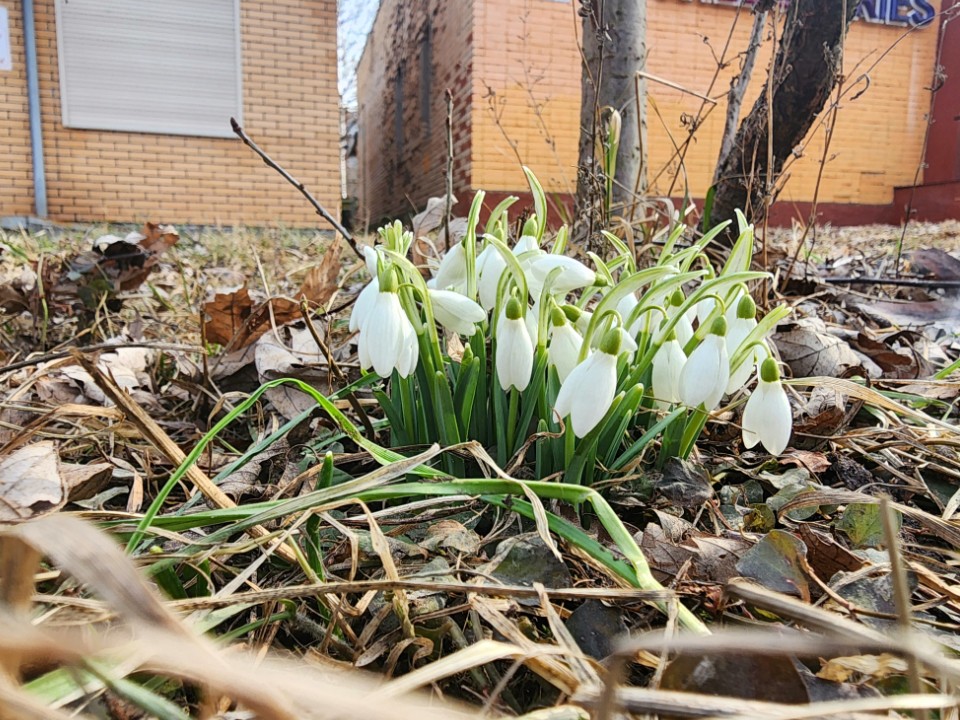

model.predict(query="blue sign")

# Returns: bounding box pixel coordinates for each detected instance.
[698,0,936,27]
[856,0,935,27]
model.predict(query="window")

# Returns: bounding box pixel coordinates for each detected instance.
[55,0,242,138]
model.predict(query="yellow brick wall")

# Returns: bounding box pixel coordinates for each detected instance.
[1,0,340,227]
[356,0,475,224]
[1,3,35,218]
[472,0,582,196]
[470,0,942,207]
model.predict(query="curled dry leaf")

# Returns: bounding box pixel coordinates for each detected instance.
[298,235,343,308]
[0,441,66,523]
[204,286,304,349]
[774,317,862,378]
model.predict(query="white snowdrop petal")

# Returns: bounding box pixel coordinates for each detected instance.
[430,289,486,336]
[496,317,534,391]
[742,381,792,455]
[433,243,469,294]
[528,255,596,296]
[568,353,617,437]
[362,245,379,277]
[477,246,507,311]
[652,339,686,408]
[547,322,583,383]
[554,351,618,438]
[349,277,379,333]
[678,334,729,411]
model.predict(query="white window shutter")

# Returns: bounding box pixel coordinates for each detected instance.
[55,0,242,138]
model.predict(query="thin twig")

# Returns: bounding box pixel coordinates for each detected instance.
[823,276,960,288]
[230,117,362,260]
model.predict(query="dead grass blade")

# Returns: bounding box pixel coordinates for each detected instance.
[0,515,484,720]
[72,351,303,565]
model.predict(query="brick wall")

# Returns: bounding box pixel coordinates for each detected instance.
[0,0,340,227]
[468,0,942,210]
[1,3,35,218]
[356,0,474,224]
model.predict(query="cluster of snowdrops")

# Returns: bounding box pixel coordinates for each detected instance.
[349,175,792,480]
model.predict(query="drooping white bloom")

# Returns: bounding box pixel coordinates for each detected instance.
[358,287,419,378]
[429,289,486,336]
[617,292,641,336]
[651,334,687,408]
[742,358,792,455]
[349,276,379,333]
[362,244,379,276]
[429,242,469,294]
[554,329,620,437]
[546,308,583,382]
[527,255,596,298]
[678,317,730,411]
[476,244,507,311]
[496,297,534,391]
[725,293,759,394]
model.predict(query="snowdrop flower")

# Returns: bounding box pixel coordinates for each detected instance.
[496,296,534,391]
[678,316,730,411]
[651,331,686,408]
[362,244,379,276]
[527,255,596,298]
[358,274,419,378]
[554,328,621,438]
[546,307,583,382]
[617,292,641,336]
[725,293,759,394]
[349,275,379,333]
[742,357,792,455]
[429,289,485,337]
[476,244,507,311]
[429,242,469,294]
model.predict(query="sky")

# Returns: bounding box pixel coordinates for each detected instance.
[338,0,380,109]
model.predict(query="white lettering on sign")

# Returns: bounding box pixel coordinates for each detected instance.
[697,0,935,27]
[0,7,12,71]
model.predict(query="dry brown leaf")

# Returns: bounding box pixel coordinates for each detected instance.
[774,318,862,378]
[203,286,256,346]
[299,235,342,307]
[0,441,66,523]
[61,461,113,503]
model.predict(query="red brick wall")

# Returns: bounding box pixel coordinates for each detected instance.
[1,0,341,227]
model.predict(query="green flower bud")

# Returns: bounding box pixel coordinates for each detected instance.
[461,343,474,364]
[736,294,757,320]
[709,315,727,337]
[561,304,582,323]
[760,357,781,383]
[505,296,524,321]
[599,327,622,356]
[550,306,567,327]
[380,265,399,293]
[670,289,685,308]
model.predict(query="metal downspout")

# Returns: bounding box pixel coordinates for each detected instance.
[22,0,47,218]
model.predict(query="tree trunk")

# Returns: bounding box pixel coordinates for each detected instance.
[709,0,857,242]
[575,0,647,233]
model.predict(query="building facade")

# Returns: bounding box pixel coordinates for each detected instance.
[356,0,960,227]
[1,0,341,227]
